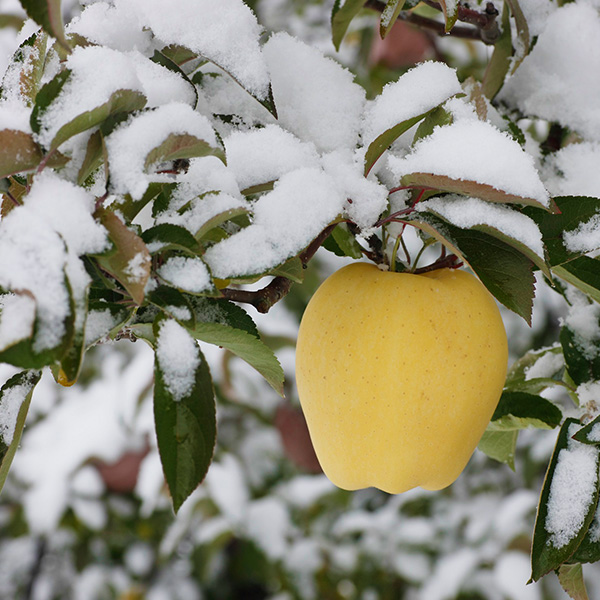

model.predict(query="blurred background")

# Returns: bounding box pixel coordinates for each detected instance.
[0,0,593,598]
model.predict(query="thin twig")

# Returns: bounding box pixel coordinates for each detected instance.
[364,0,500,45]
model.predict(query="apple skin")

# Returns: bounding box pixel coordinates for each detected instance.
[295,262,508,494]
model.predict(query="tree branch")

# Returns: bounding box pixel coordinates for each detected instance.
[219,224,337,313]
[365,0,500,45]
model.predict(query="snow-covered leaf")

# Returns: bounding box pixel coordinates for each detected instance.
[150,50,198,109]
[269,256,305,285]
[409,213,536,323]
[553,257,600,305]
[478,430,518,469]
[0,369,42,495]
[95,211,151,306]
[363,62,461,174]
[148,287,195,330]
[20,0,70,51]
[1,30,48,107]
[380,0,406,38]
[84,300,132,348]
[531,419,600,581]
[142,223,203,256]
[504,344,565,395]
[487,391,562,431]
[389,119,552,210]
[439,0,458,32]
[194,205,249,242]
[153,316,216,513]
[573,415,600,447]
[416,196,550,277]
[157,256,214,295]
[523,197,600,267]
[331,0,366,51]
[145,132,225,172]
[557,563,590,600]
[560,324,600,388]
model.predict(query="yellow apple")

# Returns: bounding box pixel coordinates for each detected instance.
[295,262,508,494]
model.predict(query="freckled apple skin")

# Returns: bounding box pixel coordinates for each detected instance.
[295,262,508,494]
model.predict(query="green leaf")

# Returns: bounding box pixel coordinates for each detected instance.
[322,223,364,259]
[531,419,600,582]
[487,391,562,431]
[84,301,132,348]
[409,213,536,324]
[49,88,147,151]
[189,297,259,339]
[380,0,406,38]
[478,430,518,469]
[413,106,453,144]
[561,324,600,387]
[187,299,283,395]
[505,345,565,395]
[30,69,71,135]
[482,4,512,99]
[438,0,458,31]
[573,415,600,446]
[553,257,600,304]
[0,370,42,494]
[144,132,226,171]
[402,172,552,211]
[332,0,367,51]
[120,182,169,223]
[19,0,70,52]
[364,111,431,176]
[153,317,216,512]
[95,210,151,306]
[269,256,305,284]
[150,49,198,109]
[557,563,590,600]
[419,200,550,277]
[149,286,195,329]
[194,204,249,242]
[523,197,600,267]
[142,223,203,256]
[77,130,105,186]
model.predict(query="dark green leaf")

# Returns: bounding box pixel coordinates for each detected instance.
[144,132,225,171]
[523,196,600,267]
[154,317,216,512]
[95,210,151,306]
[0,370,42,494]
[573,415,600,446]
[488,391,562,431]
[410,213,536,323]
[531,419,600,582]
[413,105,453,144]
[331,0,367,51]
[557,563,590,599]
[553,257,600,304]
[149,287,195,329]
[331,223,364,259]
[19,0,70,51]
[30,69,71,135]
[364,112,431,176]
[77,130,105,186]
[482,3,512,99]
[380,0,406,38]
[142,223,203,255]
[478,429,518,469]
[560,324,600,387]
[49,88,147,151]
[189,297,259,339]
